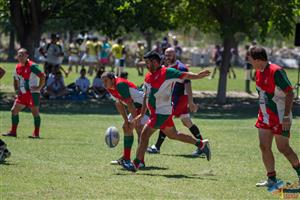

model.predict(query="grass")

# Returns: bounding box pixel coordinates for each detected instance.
[0,62,300,199]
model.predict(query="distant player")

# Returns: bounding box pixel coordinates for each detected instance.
[2,48,46,138]
[111,38,126,77]
[101,72,149,167]
[147,48,206,156]
[122,51,211,172]
[248,46,300,187]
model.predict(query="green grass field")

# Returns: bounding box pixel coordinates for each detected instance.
[0,62,300,199]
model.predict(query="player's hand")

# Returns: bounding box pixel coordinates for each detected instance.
[132,114,143,127]
[189,102,199,113]
[282,117,291,131]
[197,70,211,78]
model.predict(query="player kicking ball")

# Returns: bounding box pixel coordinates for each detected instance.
[2,48,45,138]
[122,51,211,172]
[101,72,149,168]
[147,47,206,157]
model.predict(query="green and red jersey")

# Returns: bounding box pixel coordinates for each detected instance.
[14,59,44,94]
[256,63,293,125]
[144,66,186,116]
[107,77,144,107]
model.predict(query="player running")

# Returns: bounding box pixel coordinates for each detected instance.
[122,51,211,172]
[147,48,206,157]
[101,72,149,167]
[2,48,46,138]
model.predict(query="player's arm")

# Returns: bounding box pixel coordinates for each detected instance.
[274,69,294,131]
[0,67,5,79]
[182,70,211,80]
[115,100,129,122]
[185,81,198,113]
[30,64,46,92]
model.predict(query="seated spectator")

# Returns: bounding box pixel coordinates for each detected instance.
[91,69,108,98]
[75,68,90,95]
[44,70,68,99]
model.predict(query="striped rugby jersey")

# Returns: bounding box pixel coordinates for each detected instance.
[256,63,293,124]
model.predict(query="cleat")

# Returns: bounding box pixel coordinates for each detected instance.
[256,178,284,190]
[28,135,40,139]
[2,132,17,137]
[122,160,137,172]
[191,148,206,158]
[0,145,10,162]
[110,157,126,165]
[147,144,160,154]
[200,140,211,161]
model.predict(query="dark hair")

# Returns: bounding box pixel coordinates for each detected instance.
[249,46,268,61]
[143,50,161,63]
[120,71,128,79]
[80,68,86,73]
[101,71,115,80]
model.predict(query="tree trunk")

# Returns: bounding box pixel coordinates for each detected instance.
[216,36,235,104]
[7,28,16,62]
[9,0,44,59]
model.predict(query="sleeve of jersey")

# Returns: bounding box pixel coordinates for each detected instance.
[274,70,293,93]
[116,82,133,103]
[166,68,186,80]
[30,64,45,77]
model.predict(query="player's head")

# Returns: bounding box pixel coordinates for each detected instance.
[101,71,116,89]
[164,47,176,65]
[17,48,29,64]
[144,51,161,73]
[249,46,268,70]
[51,33,59,43]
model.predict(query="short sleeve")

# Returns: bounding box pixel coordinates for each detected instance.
[274,69,293,93]
[166,67,185,80]
[30,64,44,77]
[116,82,132,103]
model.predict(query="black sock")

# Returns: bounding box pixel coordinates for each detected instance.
[189,124,203,140]
[155,130,166,150]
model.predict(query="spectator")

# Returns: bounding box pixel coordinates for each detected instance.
[99,37,111,71]
[91,69,107,99]
[67,39,80,74]
[173,39,183,61]
[84,36,99,76]
[75,68,90,95]
[135,41,145,76]
[112,38,126,77]
[209,44,222,79]
[44,70,68,99]
[39,33,66,77]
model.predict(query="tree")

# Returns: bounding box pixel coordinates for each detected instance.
[116,0,178,51]
[174,0,300,104]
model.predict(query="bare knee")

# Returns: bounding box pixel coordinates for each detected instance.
[259,143,272,152]
[277,145,291,156]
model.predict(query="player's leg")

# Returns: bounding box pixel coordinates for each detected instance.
[147,130,166,154]
[181,116,206,157]
[275,134,300,183]
[122,124,156,171]
[29,93,41,138]
[256,128,278,187]
[2,102,25,137]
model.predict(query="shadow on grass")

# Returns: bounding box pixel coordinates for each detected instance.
[1,95,299,119]
[160,153,204,159]
[116,171,218,180]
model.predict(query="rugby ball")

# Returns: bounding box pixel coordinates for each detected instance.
[105,126,119,148]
